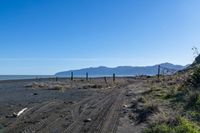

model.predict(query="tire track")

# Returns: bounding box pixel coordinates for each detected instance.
[64,88,126,133]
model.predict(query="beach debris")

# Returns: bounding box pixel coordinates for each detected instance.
[123,104,128,108]
[83,118,92,123]
[5,108,28,118]
[13,108,28,117]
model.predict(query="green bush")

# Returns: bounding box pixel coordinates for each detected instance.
[175,117,200,133]
[144,124,171,133]
[187,92,200,111]
[190,66,200,87]
[188,111,200,122]
[144,117,200,133]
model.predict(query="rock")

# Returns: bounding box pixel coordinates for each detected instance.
[123,105,128,108]
[83,118,92,122]
[33,93,38,95]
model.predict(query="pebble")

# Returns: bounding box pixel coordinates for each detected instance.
[33,93,38,95]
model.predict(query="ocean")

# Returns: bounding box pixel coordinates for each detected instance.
[0,75,135,81]
[0,75,56,81]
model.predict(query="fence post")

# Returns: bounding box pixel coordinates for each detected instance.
[86,72,88,81]
[104,77,107,84]
[71,72,74,81]
[113,73,115,83]
[157,65,160,78]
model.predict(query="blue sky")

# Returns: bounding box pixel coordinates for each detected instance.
[0,0,200,75]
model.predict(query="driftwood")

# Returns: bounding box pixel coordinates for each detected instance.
[13,108,28,117]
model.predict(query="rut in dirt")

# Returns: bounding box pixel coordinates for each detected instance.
[4,87,126,133]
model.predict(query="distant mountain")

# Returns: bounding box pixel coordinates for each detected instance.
[55,63,187,77]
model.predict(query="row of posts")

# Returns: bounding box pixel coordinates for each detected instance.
[70,72,116,83]
[58,65,168,82]
[39,66,163,82]
[36,66,163,82]
[157,65,172,79]
[36,73,116,83]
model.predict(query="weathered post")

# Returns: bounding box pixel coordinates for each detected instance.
[157,65,160,78]
[113,73,115,83]
[55,77,58,82]
[86,72,88,82]
[71,72,74,81]
[104,76,107,84]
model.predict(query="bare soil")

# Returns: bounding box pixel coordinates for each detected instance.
[0,77,150,133]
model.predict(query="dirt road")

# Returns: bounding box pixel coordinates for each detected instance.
[0,78,149,133]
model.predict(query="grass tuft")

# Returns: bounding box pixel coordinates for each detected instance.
[144,117,200,133]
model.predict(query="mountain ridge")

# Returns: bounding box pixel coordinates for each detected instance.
[55,63,187,77]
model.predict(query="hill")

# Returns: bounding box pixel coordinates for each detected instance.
[140,55,200,133]
[55,63,186,77]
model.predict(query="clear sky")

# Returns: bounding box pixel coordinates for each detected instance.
[0,0,200,75]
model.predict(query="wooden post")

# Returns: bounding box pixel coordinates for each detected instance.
[113,73,115,83]
[55,77,58,82]
[104,77,107,83]
[157,65,160,78]
[71,72,74,81]
[86,72,88,81]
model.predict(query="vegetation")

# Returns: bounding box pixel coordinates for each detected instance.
[188,65,200,87]
[143,55,200,133]
[144,117,200,133]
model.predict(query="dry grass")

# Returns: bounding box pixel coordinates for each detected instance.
[135,104,160,123]
[25,82,70,91]
[25,82,48,88]
[137,96,147,103]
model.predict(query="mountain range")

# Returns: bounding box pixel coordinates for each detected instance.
[55,63,187,77]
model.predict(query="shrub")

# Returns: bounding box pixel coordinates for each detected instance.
[189,66,200,87]
[144,117,200,133]
[49,85,64,90]
[136,104,159,123]
[144,124,171,133]
[174,117,200,133]
[138,96,147,103]
[188,111,200,122]
[187,92,200,111]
